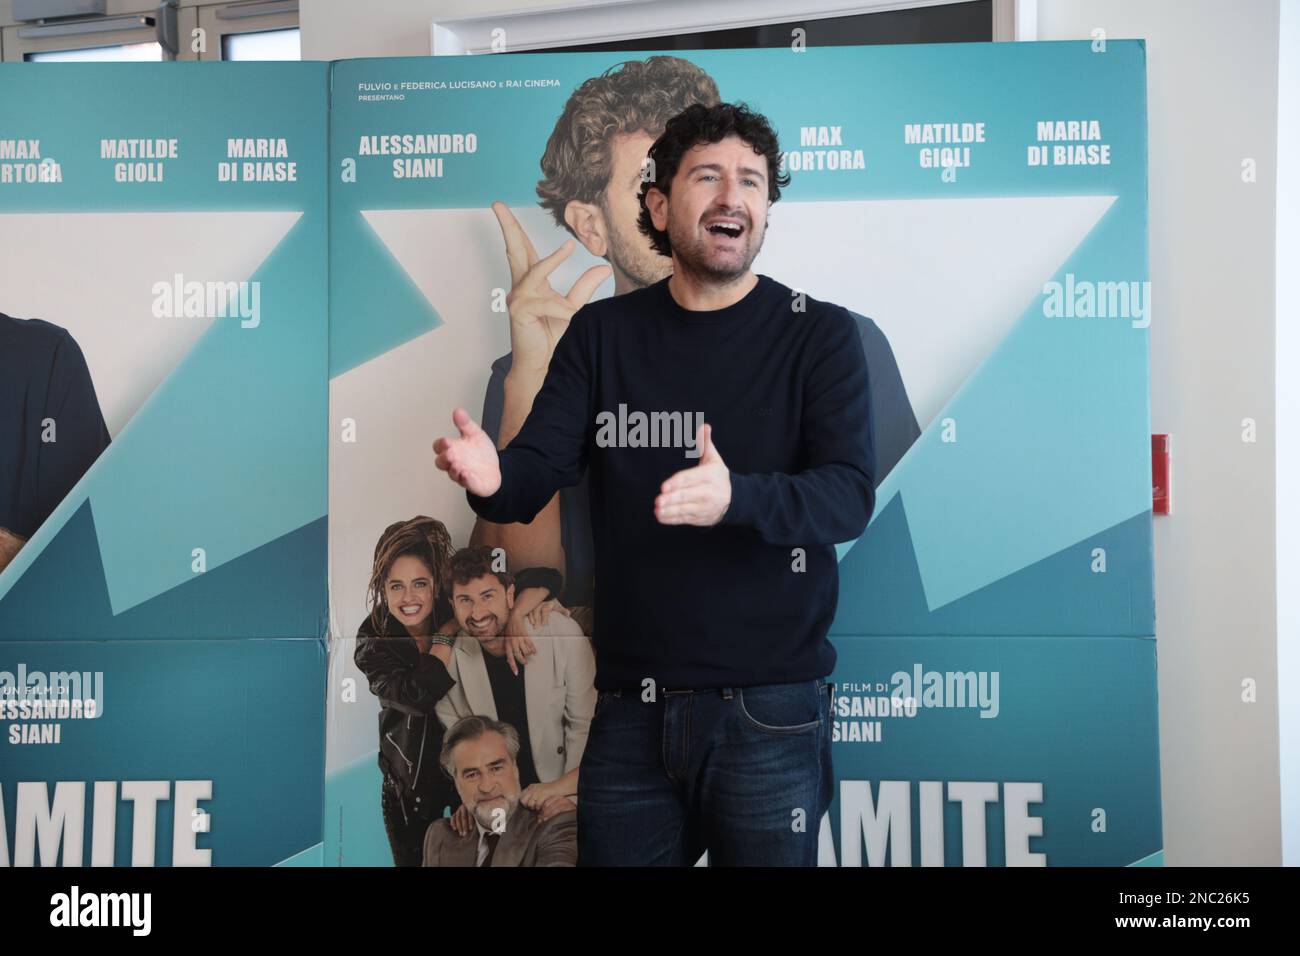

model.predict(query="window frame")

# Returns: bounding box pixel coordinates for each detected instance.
[430,0,1035,57]
[1,6,198,63]
[194,0,299,63]
[0,0,299,63]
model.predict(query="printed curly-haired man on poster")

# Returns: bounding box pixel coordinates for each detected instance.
[436,101,875,866]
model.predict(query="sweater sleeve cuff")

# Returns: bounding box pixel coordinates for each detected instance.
[719,472,759,529]
[466,486,506,522]
[515,566,564,600]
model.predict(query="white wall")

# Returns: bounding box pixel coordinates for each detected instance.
[1039,0,1283,866]
[1276,0,1298,868]
[301,0,561,59]
[302,0,1288,864]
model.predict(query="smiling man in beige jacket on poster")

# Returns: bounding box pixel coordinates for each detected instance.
[435,546,596,813]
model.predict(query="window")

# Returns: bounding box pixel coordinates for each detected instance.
[527,1,993,54]
[221,26,300,61]
[2,10,177,63]
[26,41,162,62]
[197,1,299,61]
[431,0,1026,56]
[3,2,299,62]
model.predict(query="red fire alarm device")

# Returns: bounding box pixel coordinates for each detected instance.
[1152,434,1171,515]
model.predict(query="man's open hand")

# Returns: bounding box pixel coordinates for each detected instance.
[433,408,503,498]
[654,424,731,527]
[493,201,611,377]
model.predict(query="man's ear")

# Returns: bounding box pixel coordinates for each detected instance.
[505,583,516,610]
[645,186,669,233]
[563,200,608,258]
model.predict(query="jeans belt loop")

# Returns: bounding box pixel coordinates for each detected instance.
[721,687,734,700]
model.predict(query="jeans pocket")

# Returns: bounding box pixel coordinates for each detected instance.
[736,681,823,734]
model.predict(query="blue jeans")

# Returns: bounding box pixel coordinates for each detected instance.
[577,678,834,866]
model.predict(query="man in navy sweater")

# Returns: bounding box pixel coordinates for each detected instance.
[0,314,111,575]
[434,102,876,866]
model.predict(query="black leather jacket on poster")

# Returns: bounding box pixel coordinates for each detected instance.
[355,611,458,820]
[353,567,562,820]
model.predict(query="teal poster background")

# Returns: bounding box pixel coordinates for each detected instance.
[0,63,328,866]
[0,41,1157,866]
[325,41,1157,867]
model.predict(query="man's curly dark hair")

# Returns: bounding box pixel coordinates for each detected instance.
[449,545,513,592]
[637,102,791,259]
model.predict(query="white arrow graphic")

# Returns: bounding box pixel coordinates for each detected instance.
[0,210,303,437]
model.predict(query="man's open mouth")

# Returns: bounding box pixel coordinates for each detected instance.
[705,220,745,239]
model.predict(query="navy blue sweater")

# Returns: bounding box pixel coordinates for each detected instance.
[1,314,111,541]
[467,274,876,690]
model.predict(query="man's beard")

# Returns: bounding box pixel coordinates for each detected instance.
[472,793,517,829]
[666,210,765,283]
